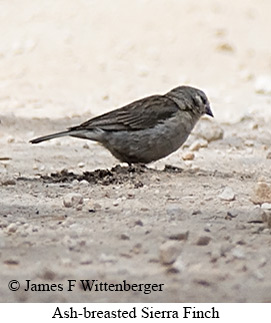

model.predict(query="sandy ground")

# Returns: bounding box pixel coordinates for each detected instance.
[0,0,271,302]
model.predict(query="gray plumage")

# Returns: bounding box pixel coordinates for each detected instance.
[30,85,213,164]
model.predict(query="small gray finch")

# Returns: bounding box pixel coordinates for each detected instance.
[30,85,213,164]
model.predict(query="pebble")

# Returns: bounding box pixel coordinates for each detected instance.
[182,152,195,161]
[134,219,143,226]
[7,136,15,143]
[168,231,189,241]
[86,201,102,213]
[159,241,182,265]
[189,139,208,151]
[261,203,271,210]
[80,256,93,265]
[251,181,271,204]
[78,162,85,168]
[79,180,89,186]
[219,187,235,201]
[76,204,83,211]
[63,193,84,208]
[99,253,117,263]
[6,223,18,233]
[120,233,130,240]
[232,247,246,259]
[72,179,79,186]
[254,75,271,94]
[168,256,185,273]
[196,236,211,246]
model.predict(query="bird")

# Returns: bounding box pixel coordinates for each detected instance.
[30,85,213,164]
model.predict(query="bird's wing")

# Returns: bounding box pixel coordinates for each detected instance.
[69,95,179,132]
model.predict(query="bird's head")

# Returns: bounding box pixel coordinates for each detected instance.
[167,85,214,118]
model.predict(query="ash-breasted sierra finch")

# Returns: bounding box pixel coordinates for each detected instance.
[30,85,213,164]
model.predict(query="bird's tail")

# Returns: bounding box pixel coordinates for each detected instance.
[30,130,71,144]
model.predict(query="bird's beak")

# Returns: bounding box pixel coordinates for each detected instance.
[205,104,214,118]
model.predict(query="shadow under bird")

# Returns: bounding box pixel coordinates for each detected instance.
[30,85,213,164]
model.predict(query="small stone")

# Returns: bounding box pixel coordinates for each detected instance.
[85,201,101,213]
[254,75,271,94]
[78,162,85,168]
[219,187,235,201]
[132,243,142,254]
[99,253,117,263]
[79,180,89,186]
[72,179,79,186]
[80,256,93,265]
[4,259,19,265]
[159,241,182,265]
[266,152,271,159]
[6,223,18,233]
[261,203,271,210]
[196,236,211,246]
[182,152,195,161]
[7,136,15,143]
[134,219,143,226]
[251,181,271,204]
[120,233,130,240]
[189,139,208,151]
[232,247,246,259]
[63,193,84,208]
[168,231,189,241]
[168,256,185,273]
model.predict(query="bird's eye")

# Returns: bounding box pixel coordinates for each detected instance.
[201,95,207,105]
